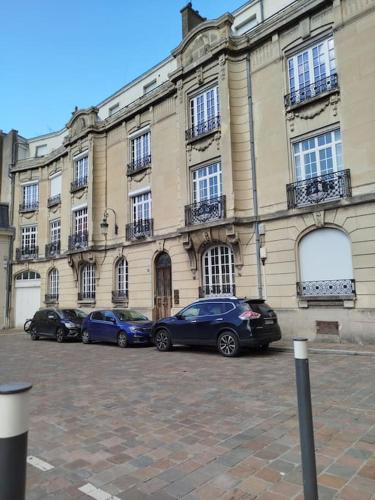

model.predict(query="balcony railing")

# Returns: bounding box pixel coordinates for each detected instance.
[199,284,236,298]
[287,170,351,209]
[19,201,39,213]
[127,155,151,176]
[45,294,59,304]
[112,290,129,303]
[126,219,153,241]
[45,241,61,257]
[0,204,9,227]
[68,231,88,251]
[16,246,38,261]
[185,115,221,141]
[284,73,339,107]
[78,292,96,301]
[47,194,61,208]
[185,195,226,226]
[70,176,88,192]
[297,279,356,297]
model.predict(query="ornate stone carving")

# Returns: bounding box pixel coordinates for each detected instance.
[176,80,183,104]
[219,54,226,80]
[196,66,204,85]
[64,107,99,145]
[286,93,340,131]
[186,131,221,155]
[226,225,243,272]
[182,234,197,278]
[312,210,325,228]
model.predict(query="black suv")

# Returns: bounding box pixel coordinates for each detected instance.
[152,297,281,357]
[29,308,87,342]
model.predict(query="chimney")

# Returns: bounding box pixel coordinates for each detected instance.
[180,2,206,39]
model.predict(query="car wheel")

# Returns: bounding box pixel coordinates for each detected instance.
[56,327,65,343]
[217,331,240,357]
[30,326,39,341]
[24,319,32,333]
[117,331,128,348]
[155,329,172,352]
[82,329,90,344]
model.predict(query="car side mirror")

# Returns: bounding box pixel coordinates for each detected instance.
[110,317,116,323]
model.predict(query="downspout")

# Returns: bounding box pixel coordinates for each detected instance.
[246,53,263,299]
[260,0,265,22]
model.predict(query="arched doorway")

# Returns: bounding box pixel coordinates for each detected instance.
[154,252,172,320]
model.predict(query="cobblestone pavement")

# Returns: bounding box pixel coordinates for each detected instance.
[0,332,374,500]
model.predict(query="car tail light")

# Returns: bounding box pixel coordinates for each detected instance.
[239,310,261,320]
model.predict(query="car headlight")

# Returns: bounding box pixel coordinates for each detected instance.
[128,326,139,333]
[64,321,76,329]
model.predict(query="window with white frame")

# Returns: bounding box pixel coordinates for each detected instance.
[143,80,157,94]
[48,269,59,298]
[193,162,222,203]
[81,264,96,299]
[109,103,120,116]
[21,225,37,250]
[74,154,88,181]
[50,219,61,243]
[190,86,220,136]
[35,144,47,157]
[131,131,151,167]
[203,246,235,296]
[22,183,39,209]
[74,207,88,235]
[132,192,151,222]
[293,129,343,181]
[50,173,62,198]
[116,258,128,296]
[287,38,336,103]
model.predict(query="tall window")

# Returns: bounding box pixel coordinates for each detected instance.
[190,86,220,137]
[287,38,336,104]
[131,131,151,165]
[21,225,37,250]
[50,219,61,243]
[81,264,96,299]
[50,173,61,198]
[116,258,128,297]
[132,192,151,222]
[74,207,88,235]
[293,129,342,181]
[48,269,59,299]
[193,163,222,202]
[203,246,235,296]
[74,154,88,181]
[22,183,39,209]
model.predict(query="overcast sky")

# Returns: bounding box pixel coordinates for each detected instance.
[0,0,244,138]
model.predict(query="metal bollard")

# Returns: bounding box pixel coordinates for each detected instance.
[293,338,318,500]
[0,382,32,500]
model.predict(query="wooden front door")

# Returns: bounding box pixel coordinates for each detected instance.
[155,253,172,320]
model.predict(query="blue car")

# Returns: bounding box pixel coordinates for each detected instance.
[81,309,153,347]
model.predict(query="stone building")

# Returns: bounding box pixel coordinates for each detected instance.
[9,0,375,342]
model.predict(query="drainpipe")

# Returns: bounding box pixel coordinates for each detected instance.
[260,0,265,22]
[246,53,263,299]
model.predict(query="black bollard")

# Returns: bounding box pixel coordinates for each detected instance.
[0,382,32,500]
[293,338,318,500]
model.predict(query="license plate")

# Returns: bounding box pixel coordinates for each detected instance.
[264,319,274,325]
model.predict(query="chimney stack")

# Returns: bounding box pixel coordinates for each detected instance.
[180,2,206,39]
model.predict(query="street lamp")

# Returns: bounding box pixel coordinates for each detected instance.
[100,208,118,236]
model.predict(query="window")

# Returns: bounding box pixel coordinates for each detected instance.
[116,258,128,297]
[48,269,59,298]
[143,80,157,94]
[193,163,222,202]
[35,144,47,157]
[132,192,151,222]
[131,131,151,166]
[50,219,61,243]
[21,225,37,250]
[189,86,220,139]
[22,183,39,210]
[74,207,88,235]
[50,173,61,197]
[74,154,88,182]
[203,246,235,296]
[91,311,103,321]
[16,271,40,280]
[287,38,337,105]
[293,129,342,181]
[109,103,120,116]
[234,14,257,34]
[80,264,96,300]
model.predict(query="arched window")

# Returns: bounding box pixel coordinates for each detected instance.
[47,269,59,300]
[298,228,354,296]
[80,264,96,300]
[115,258,128,298]
[202,245,235,296]
[16,271,41,280]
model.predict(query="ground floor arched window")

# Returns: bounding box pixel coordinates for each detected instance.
[47,268,59,300]
[115,258,128,298]
[202,245,235,296]
[80,264,96,300]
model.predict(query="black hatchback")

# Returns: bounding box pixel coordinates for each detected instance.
[29,308,87,342]
[152,297,281,357]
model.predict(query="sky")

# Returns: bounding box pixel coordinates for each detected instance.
[0,0,245,139]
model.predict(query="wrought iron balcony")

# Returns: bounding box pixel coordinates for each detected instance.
[45,294,59,304]
[19,201,39,213]
[78,292,96,301]
[16,246,39,261]
[185,195,226,226]
[287,170,351,209]
[68,231,88,251]
[297,279,356,298]
[47,194,61,208]
[70,176,88,192]
[199,284,236,298]
[127,155,151,176]
[285,73,338,107]
[185,115,221,141]
[45,241,61,257]
[126,219,153,241]
[112,290,129,303]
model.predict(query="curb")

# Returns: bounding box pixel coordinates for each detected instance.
[270,346,375,357]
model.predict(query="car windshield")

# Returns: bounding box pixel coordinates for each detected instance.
[114,309,148,321]
[61,309,87,320]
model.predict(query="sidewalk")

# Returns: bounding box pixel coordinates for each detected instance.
[272,339,375,356]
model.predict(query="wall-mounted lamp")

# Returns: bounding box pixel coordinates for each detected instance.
[100,208,118,236]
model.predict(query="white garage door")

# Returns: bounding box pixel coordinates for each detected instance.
[15,271,41,328]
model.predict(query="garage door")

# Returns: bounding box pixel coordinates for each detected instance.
[15,271,41,328]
